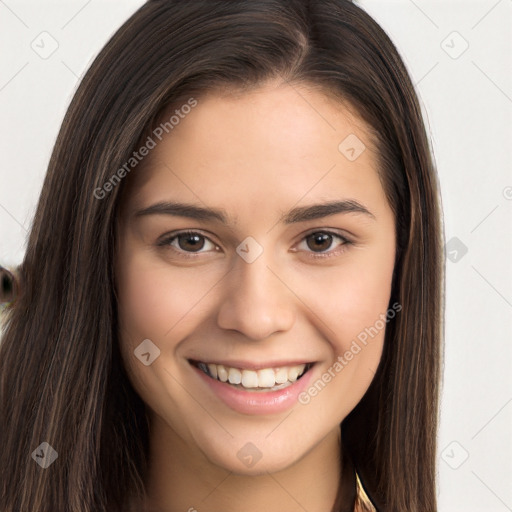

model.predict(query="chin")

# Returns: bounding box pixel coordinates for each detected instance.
[200,436,304,476]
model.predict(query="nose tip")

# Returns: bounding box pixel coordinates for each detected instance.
[216,260,295,340]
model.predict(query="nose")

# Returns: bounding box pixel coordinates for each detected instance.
[216,253,295,341]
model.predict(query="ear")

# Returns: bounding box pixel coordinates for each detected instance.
[0,266,19,304]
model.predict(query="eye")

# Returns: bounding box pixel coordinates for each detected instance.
[157,230,219,257]
[295,230,352,259]
[157,229,352,260]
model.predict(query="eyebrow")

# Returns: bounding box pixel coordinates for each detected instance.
[133,199,375,224]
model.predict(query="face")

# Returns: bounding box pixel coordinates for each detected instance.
[115,80,396,476]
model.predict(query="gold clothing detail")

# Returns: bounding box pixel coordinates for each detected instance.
[355,471,377,512]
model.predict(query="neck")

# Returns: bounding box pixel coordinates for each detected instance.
[140,414,346,512]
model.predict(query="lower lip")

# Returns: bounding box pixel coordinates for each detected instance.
[191,363,315,415]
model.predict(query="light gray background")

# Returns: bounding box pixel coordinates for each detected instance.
[1,1,511,510]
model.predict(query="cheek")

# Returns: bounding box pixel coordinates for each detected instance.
[300,231,396,368]
[114,247,213,419]
[340,262,394,345]
[325,278,389,373]
[296,252,395,415]
[116,248,210,347]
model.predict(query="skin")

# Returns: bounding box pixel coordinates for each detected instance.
[115,79,396,512]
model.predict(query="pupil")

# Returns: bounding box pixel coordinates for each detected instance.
[308,233,332,252]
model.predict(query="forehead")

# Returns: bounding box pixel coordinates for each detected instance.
[120,82,388,224]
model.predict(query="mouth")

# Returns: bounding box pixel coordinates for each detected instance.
[189,359,314,393]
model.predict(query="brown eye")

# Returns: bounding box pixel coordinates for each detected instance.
[176,233,206,252]
[158,231,218,255]
[306,232,335,252]
[296,230,352,259]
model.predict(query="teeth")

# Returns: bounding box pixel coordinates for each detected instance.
[217,365,228,382]
[207,363,218,379]
[288,367,300,382]
[197,362,209,374]
[257,368,276,388]
[196,361,308,389]
[241,370,259,388]
[275,367,289,384]
[228,367,242,385]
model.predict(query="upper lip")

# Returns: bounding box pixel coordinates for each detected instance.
[189,358,315,370]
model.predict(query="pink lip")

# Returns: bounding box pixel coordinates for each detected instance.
[191,362,315,415]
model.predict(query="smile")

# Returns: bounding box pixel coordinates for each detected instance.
[190,360,313,392]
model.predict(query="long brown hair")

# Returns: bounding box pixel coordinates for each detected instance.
[0,1,444,510]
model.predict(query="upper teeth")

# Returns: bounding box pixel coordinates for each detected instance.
[197,362,308,388]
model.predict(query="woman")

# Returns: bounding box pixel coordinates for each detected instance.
[0,1,444,511]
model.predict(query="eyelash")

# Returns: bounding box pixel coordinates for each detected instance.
[157,229,353,260]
